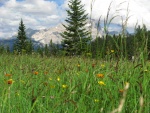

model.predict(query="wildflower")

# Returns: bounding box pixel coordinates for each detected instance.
[62,84,67,88]
[5,74,12,77]
[94,99,99,102]
[33,71,38,75]
[111,50,114,53]
[44,71,48,75]
[92,64,96,68]
[49,78,52,80]
[119,89,124,93]
[96,74,104,78]
[101,64,105,68]
[7,79,14,84]
[57,77,60,81]
[77,64,81,71]
[98,81,105,86]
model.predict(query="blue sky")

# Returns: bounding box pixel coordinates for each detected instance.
[15,0,64,5]
[0,0,150,38]
[47,0,64,5]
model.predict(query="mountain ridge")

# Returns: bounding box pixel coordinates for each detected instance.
[0,20,129,49]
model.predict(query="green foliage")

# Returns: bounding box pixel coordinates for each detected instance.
[44,44,49,56]
[36,47,43,57]
[0,45,5,54]
[36,40,60,57]
[49,39,59,56]
[25,39,34,54]
[61,0,91,55]
[90,24,150,60]
[0,45,10,54]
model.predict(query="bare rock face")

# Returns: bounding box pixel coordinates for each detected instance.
[31,24,65,45]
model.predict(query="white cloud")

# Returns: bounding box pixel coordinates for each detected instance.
[80,0,150,29]
[1,0,150,38]
[0,0,64,38]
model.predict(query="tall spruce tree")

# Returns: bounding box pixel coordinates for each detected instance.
[61,0,91,55]
[14,19,30,53]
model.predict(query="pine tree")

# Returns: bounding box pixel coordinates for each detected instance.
[61,0,91,55]
[14,19,29,53]
[44,44,49,56]
[26,39,34,54]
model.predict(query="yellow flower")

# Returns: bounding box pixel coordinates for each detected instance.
[111,50,114,53]
[101,64,105,68]
[94,99,99,102]
[98,81,105,85]
[77,64,80,67]
[57,77,60,81]
[96,74,104,78]
[62,84,67,88]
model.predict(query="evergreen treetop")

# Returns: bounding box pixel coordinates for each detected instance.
[14,19,33,54]
[61,0,91,55]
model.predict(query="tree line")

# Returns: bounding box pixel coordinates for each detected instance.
[1,0,150,60]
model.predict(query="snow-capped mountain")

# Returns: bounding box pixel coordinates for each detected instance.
[31,24,65,45]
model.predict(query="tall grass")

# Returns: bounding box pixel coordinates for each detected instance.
[0,54,150,113]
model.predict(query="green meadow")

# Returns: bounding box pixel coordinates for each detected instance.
[0,54,149,113]
[0,0,150,112]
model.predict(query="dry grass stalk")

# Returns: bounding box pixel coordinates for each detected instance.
[111,82,129,113]
[138,95,144,113]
